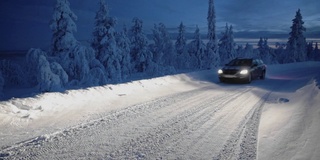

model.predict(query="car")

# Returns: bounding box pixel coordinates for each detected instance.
[218,58,266,83]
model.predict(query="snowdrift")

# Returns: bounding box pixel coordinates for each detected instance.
[1,62,320,159]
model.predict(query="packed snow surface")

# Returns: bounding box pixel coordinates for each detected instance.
[0,62,320,159]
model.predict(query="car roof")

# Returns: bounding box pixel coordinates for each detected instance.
[234,58,263,61]
[234,58,253,60]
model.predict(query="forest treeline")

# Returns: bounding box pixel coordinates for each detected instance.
[0,0,319,97]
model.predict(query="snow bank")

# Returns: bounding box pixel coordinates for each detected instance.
[0,70,213,118]
[258,62,320,160]
[0,70,215,148]
[1,62,320,158]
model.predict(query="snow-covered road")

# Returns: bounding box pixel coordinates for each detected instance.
[1,62,320,159]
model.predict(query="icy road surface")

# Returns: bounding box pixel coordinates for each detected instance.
[1,62,320,159]
[2,86,268,159]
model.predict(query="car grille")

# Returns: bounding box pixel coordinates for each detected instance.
[224,69,238,75]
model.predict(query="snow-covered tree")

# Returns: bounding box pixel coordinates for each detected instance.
[50,0,78,57]
[176,22,187,55]
[26,48,48,86]
[26,48,68,90]
[237,45,244,57]
[237,43,254,58]
[152,23,176,68]
[258,38,270,60]
[92,0,116,57]
[206,0,220,68]
[218,23,236,65]
[306,42,314,60]
[37,55,62,92]
[60,45,91,84]
[188,26,206,69]
[84,67,108,86]
[152,24,164,66]
[275,42,286,63]
[257,37,264,49]
[91,0,121,83]
[285,9,307,62]
[257,38,278,64]
[83,47,108,86]
[50,62,68,86]
[49,0,97,86]
[244,43,254,58]
[175,22,190,69]
[130,17,154,73]
[116,25,132,80]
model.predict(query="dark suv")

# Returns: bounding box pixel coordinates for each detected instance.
[218,58,266,83]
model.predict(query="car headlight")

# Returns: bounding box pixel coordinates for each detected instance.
[239,69,249,75]
[218,69,223,74]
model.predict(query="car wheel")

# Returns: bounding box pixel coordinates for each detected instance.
[260,71,265,80]
[219,77,225,83]
[246,73,252,83]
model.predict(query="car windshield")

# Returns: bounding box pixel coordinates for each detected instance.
[227,59,252,66]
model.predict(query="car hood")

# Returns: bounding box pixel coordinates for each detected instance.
[222,66,250,70]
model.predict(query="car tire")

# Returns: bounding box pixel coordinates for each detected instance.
[219,78,225,83]
[246,73,252,83]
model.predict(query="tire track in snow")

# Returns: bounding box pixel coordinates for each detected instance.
[148,87,254,159]
[146,87,267,159]
[0,85,230,159]
[105,87,253,159]
[213,91,271,160]
[0,86,264,160]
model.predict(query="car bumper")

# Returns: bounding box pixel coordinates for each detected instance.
[218,74,249,79]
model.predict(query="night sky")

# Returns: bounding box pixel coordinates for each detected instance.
[0,0,319,51]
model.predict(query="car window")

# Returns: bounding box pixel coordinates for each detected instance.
[227,59,252,66]
[253,59,258,65]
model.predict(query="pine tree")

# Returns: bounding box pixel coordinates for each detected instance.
[37,55,64,92]
[92,0,121,82]
[257,37,264,49]
[218,23,236,65]
[175,22,190,69]
[116,25,132,79]
[257,37,269,57]
[152,24,165,65]
[152,23,176,67]
[92,0,115,56]
[207,0,220,68]
[258,38,278,64]
[306,42,314,60]
[286,9,307,62]
[50,0,78,56]
[49,0,95,86]
[188,26,206,69]
[130,18,153,73]
[176,22,187,56]
[275,42,286,63]
[62,45,90,83]
[244,43,254,58]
